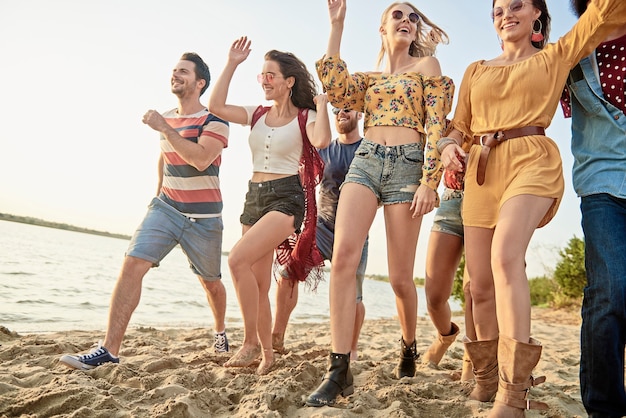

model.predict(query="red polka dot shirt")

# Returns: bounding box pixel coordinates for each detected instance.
[560,32,626,118]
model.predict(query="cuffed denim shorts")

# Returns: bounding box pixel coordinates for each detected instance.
[127,197,223,281]
[431,188,464,238]
[343,139,423,205]
[240,175,305,232]
[316,219,368,302]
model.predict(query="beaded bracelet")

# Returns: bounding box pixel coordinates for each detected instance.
[436,137,459,154]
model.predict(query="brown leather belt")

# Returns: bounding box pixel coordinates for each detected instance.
[473,126,545,185]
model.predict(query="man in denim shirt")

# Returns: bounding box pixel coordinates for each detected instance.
[562,1,626,416]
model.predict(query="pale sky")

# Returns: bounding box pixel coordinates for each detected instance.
[0,1,580,278]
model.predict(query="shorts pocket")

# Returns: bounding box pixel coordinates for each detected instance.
[354,141,375,159]
[400,143,424,164]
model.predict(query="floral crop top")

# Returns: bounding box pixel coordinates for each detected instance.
[315,54,455,191]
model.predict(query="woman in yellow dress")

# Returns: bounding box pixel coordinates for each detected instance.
[439,0,626,416]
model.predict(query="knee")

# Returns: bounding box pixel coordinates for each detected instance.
[390,276,416,297]
[227,250,248,277]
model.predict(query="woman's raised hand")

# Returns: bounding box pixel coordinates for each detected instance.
[327,0,346,25]
[228,36,252,65]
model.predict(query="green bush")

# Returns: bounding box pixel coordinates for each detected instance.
[451,254,466,306]
[553,236,586,298]
[528,276,557,306]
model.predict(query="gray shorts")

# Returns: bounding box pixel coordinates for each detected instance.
[316,219,368,302]
[342,139,423,205]
[240,175,305,232]
[431,188,464,238]
[127,197,223,281]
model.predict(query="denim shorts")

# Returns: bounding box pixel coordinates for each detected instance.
[240,175,305,232]
[127,197,223,281]
[431,188,464,238]
[316,219,368,302]
[343,139,423,205]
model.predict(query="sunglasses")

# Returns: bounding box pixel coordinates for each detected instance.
[257,72,283,83]
[491,0,527,20]
[391,10,420,24]
[332,108,350,115]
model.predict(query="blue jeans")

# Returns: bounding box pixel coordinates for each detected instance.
[343,139,423,205]
[580,194,626,417]
[127,197,223,281]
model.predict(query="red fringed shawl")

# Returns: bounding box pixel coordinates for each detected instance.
[251,106,325,289]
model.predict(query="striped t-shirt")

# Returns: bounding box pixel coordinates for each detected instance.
[158,108,229,216]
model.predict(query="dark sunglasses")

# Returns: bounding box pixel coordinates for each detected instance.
[391,10,420,24]
[332,108,350,115]
[491,0,527,20]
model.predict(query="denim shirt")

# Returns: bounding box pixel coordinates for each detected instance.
[568,54,626,199]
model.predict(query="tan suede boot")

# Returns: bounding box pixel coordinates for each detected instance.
[463,336,499,402]
[460,348,474,382]
[422,322,460,366]
[487,336,549,417]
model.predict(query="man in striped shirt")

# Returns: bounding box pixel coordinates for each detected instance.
[60,53,230,370]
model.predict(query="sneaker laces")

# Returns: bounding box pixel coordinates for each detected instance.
[214,332,228,352]
[80,342,108,360]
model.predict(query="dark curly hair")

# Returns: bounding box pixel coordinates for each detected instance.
[180,52,211,96]
[569,0,587,17]
[264,50,317,111]
[492,0,552,49]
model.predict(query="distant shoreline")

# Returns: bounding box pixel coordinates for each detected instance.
[1,213,402,280]
[0,213,132,240]
[0,212,236,256]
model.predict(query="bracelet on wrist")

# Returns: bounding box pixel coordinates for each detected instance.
[436,137,458,154]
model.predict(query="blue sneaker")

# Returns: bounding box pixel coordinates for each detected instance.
[59,342,119,370]
[214,331,229,353]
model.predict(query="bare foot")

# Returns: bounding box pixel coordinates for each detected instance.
[350,351,359,361]
[256,348,275,375]
[224,344,261,368]
[272,333,286,354]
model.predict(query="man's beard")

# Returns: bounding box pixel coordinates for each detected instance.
[337,119,357,134]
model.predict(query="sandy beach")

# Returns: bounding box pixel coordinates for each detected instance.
[0,307,584,418]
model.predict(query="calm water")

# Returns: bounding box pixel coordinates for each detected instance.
[0,220,459,334]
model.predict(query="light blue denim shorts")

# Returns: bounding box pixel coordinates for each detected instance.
[431,188,464,238]
[316,219,368,302]
[342,139,423,205]
[127,197,223,281]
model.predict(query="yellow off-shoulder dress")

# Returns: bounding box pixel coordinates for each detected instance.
[452,0,626,228]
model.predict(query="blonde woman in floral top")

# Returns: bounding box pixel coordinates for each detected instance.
[306,0,453,407]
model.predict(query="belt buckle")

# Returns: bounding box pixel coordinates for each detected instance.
[479,134,489,146]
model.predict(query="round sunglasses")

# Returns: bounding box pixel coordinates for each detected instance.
[491,0,528,20]
[391,10,420,24]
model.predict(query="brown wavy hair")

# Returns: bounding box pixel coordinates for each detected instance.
[264,50,317,111]
[376,2,449,69]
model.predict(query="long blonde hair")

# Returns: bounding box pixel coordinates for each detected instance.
[376,2,449,69]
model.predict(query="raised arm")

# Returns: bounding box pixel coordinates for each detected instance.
[208,36,253,125]
[325,0,346,57]
[308,94,332,149]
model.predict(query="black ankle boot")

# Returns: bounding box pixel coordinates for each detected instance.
[306,352,354,407]
[394,338,418,379]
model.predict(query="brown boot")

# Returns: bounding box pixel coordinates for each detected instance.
[463,336,499,402]
[460,348,474,382]
[488,336,548,417]
[422,322,460,366]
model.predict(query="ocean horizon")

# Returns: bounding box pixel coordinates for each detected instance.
[0,220,459,334]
